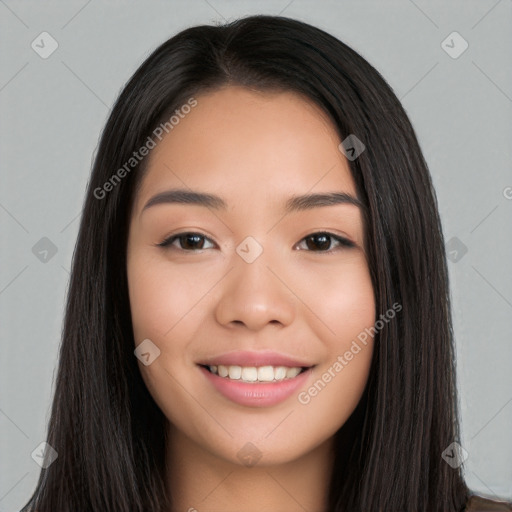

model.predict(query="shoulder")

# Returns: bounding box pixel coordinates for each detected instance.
[464,494,512,511]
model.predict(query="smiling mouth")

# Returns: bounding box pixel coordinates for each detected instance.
[200,364,312,383]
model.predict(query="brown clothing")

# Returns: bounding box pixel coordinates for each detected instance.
[465,494,512,511]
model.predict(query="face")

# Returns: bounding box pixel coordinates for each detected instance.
[126,86,375,467]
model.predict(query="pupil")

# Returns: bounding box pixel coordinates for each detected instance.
[308,234,330,251]
[183,234,203,249]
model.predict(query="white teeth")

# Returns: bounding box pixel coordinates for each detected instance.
[228,365,241,380]
[241,367,258,382]
[274,366,287,380]
[257,366,274,382]
[286,367,301,378]
[208,364,305,382]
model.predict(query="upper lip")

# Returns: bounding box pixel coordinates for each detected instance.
[197,350,313,368]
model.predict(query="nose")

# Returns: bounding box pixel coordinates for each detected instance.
[214,251,296,332]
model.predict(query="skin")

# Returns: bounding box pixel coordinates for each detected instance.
[126,86,376,512]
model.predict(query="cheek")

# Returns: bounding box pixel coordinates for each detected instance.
[127,250,207,417]
[127,250,207,342]
[292,258,375,432]
[294,255,376,342]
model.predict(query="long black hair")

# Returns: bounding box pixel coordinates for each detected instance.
[22,14,471,511]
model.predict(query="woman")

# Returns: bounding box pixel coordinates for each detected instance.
[21,14,512,512]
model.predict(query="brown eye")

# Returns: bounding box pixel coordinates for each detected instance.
[157,231,355,253]
[157,232,215,251]
[297,232,355,252]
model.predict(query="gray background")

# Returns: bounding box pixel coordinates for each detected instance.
[1,1,511,510]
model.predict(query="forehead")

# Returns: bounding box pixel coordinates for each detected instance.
[134,86,357,212]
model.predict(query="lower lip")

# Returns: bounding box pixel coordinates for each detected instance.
[199,365,313,408]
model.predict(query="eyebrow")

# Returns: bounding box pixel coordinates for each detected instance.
[141,188,364,215]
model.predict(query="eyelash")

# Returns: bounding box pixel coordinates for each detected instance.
[156,231,355,253]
